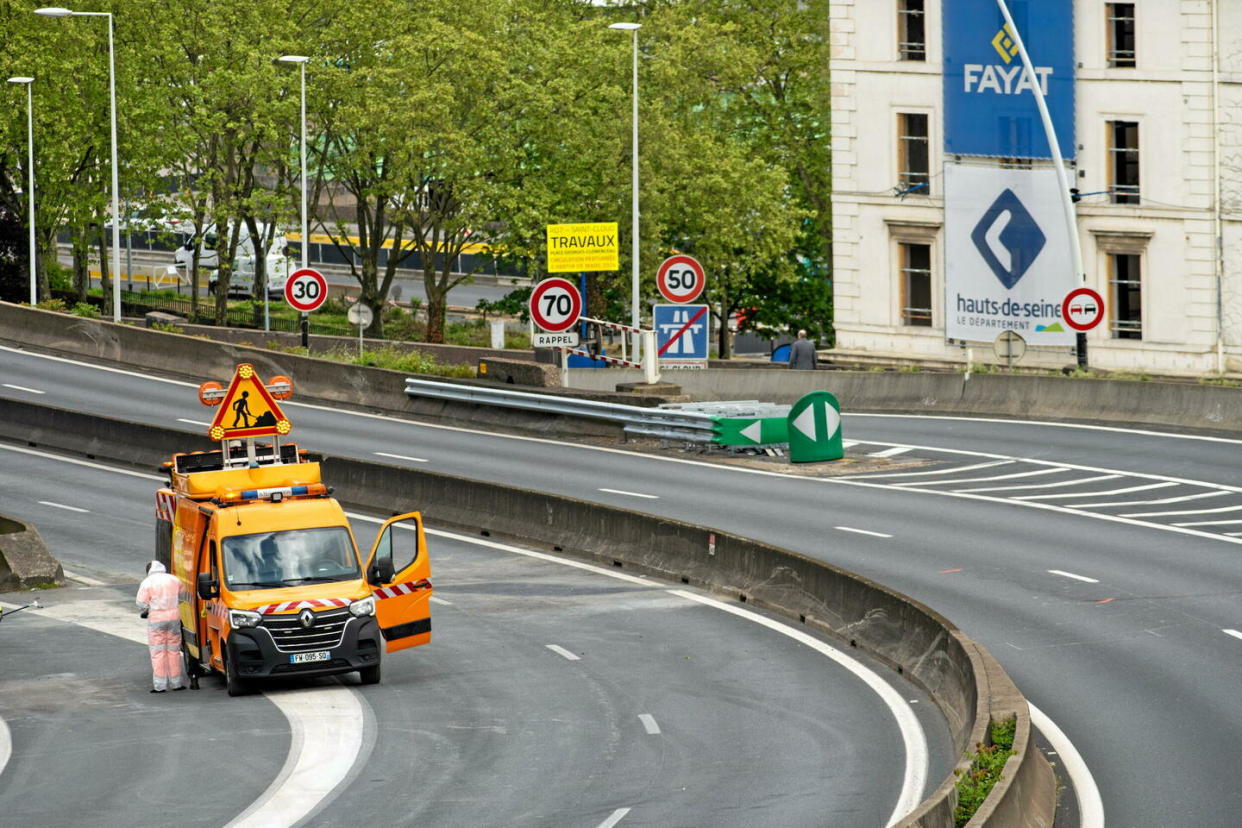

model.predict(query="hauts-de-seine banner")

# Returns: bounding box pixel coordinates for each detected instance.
[944,164,1076,346]
[943,0,1075,159]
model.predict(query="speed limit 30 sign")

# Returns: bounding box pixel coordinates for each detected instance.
[656,255,705,304]
[285,268,328,313]
[529,277,582,332]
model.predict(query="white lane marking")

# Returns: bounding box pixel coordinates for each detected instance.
[374,451,428,463]
[868,446,912,458]
[1029,702,1105,828]
[669,589,926,827]
[1227,532,1242,538]
[842,440,860,448]
[1019,481,1176,500]
[2,383,44,394]
[598,488,659,500]
[429,596,453,606]
[897,467,1069,487]
[227,686,371,828]
[835,526,893,538]
[1013,478,1147,500]
[958,474,1119,494]
[1223,629,1242,641]
[546,644,581,661]
[62,569,109,587]
[0,716,9,779]
[0,443,163,481]
[38,500,89,513]
[847,410,1242,447]
[1121,504,1242,518]
[1173,519,1242,528]
[638,714,661,735]
[177,418,211,427]
[597,808,631,828]
[1048,569,1100,584]
[852,460,1013,479]
[26,596,369,828]
[1069,490,1229,509]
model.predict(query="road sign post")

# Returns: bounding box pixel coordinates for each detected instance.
[1062,287,1105,369]
[656,255,706,304]
[285,268,328,351]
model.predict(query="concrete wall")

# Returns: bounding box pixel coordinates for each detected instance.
[0,396,1054,826]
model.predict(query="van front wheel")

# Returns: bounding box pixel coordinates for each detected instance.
[224,650,251,697]
[359,663,381,686]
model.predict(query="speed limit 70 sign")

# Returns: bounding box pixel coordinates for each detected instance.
[284,268,328,313]
[529,277,582,332]
[656,255,705,303]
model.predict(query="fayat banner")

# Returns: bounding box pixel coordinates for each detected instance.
[944,164,1076,346]
[943,0,1074,159]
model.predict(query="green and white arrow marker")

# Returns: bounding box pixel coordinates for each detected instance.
[787,390,844,463]
[712,416,789,446]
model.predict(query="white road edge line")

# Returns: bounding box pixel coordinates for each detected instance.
[1028,702,1105,828]
[546,644,581,661]
[1223,629,1242,641]
[38,501,89,513]
[2,383,44,394]
[374,451,429,463]
[0,716,10,780]
[0,443,164,481]
[835,526,893,539]
[598,488,659,500]
[177,418,211,427]
[669,589,926,827]
[62,569,108,587]
[868,446,912,458]
[1047,569,1100,584]
[597,808,631,828]
[638,714,661,735]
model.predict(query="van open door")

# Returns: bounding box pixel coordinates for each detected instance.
[365,512,432,653]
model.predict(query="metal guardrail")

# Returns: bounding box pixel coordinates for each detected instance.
[404,379,716,441]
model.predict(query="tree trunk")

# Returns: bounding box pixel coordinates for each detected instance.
[717,298,732,359]
[36,238,52,302]
[71,228,89,303]
[96,223,112,314]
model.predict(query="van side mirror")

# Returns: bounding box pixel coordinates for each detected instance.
[197,572,219,600]
[367,560,394,586]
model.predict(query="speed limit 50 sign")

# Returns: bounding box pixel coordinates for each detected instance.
[656,255,705,303]
[284,268,328,313]
[529,277,582,332]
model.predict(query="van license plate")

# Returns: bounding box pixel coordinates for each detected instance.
[290,651,330,664]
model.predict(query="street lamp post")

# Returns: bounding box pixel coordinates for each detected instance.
[278,55,310,346]
[8,77,35,306]
[609,22,642,361]
[36,7,121,323]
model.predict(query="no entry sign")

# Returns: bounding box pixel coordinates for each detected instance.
[284,268,328,313]
[656,255,706,304]
[1062,287,1105,332]
[529,277,582,332]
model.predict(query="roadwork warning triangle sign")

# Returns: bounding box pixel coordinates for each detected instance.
[208,364,292,441]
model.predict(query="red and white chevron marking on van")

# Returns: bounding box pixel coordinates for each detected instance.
[372,579,432,600]
[155,490,177,523]
[255,598,351,615]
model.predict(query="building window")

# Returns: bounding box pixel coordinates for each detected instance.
[898,0,926,61]
[1106,4,1136,68]
[898,113,929,194]
[900,242,932,326]
[1107,120,1140,204]
[1109,253,1142,339]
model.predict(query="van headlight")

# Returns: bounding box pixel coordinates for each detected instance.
[229,609,262,628]
[349,597,375,617]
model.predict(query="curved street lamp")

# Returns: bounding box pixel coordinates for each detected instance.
[35,7,122,322]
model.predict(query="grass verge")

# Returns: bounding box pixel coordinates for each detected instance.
[954,717,1017,827]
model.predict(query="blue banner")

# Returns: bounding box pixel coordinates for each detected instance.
[943,0,1074,159]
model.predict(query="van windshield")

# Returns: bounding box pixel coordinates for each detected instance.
[222,527,360,590]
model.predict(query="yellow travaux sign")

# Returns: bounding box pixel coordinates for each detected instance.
[546,222,619,273]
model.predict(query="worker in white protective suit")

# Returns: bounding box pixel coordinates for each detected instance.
[136,561,185,693]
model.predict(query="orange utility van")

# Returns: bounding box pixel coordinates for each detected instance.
[155,442,432,696]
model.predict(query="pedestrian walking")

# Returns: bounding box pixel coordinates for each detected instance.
[136,560,185,693]
[788,329,817,370]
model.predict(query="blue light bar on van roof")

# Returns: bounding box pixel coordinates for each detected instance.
[240,485,310,500]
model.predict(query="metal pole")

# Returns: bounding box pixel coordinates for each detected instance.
[629,28,640,363]
[25,82,35,306]
[107,13,121,322]
[300,61,308,273]
[994,0,1086,367]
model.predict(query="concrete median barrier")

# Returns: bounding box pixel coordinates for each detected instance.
[0,395,1055,826]
[0,514,63,590]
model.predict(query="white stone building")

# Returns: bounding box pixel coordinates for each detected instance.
[830,0,1242,375]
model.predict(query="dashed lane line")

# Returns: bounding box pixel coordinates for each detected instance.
[638,714,661,735]
[597,808,632,828]
[374,452,429,463]
[835,526,894,539]
[1048,570,1100,584]
[598,488,660,500]
[546,644,581,661]
[38,501,89,513]
[177,418,211,427]
[2,384,44,394]
[1223,629,1242,641]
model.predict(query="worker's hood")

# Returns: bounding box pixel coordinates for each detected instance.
[148,561,166,574]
